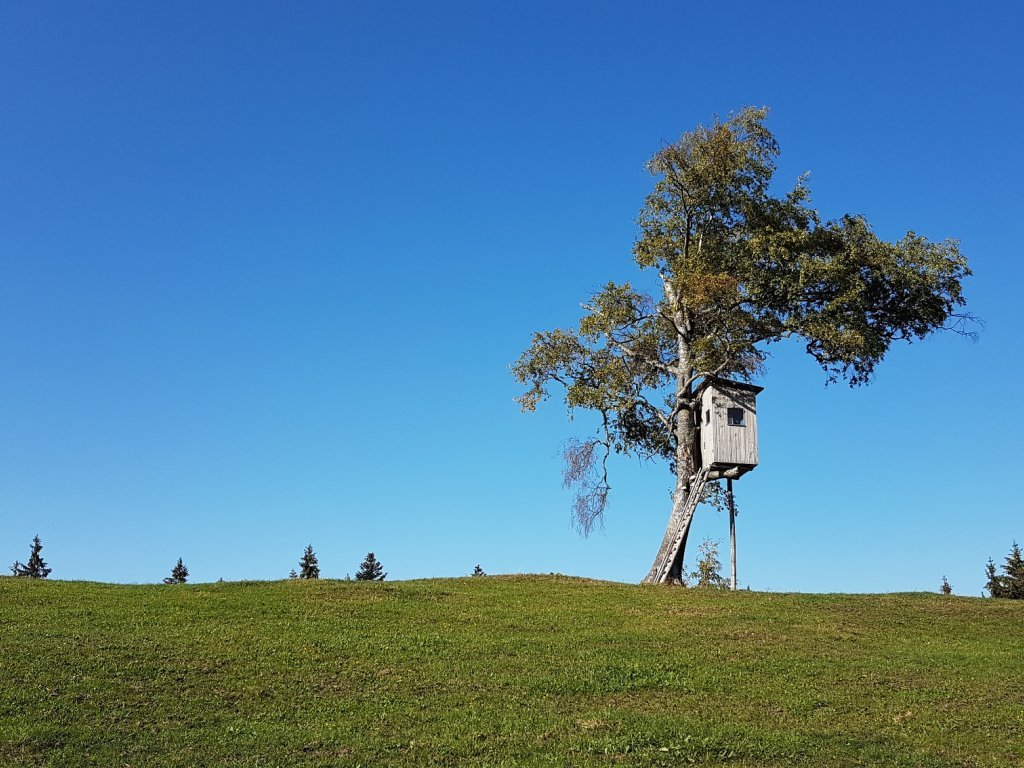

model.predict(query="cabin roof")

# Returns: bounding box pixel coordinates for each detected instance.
[695,377,764,398]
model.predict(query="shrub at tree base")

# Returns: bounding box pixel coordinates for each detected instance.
[690,539,729,589]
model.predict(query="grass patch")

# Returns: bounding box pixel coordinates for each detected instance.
[1,575,1021,766]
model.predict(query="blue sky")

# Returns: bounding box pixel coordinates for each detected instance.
[1,1,1021,593]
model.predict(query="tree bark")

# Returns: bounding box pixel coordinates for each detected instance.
[641,326,701,584]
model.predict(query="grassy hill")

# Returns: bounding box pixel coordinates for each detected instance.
[1,575,1021,767]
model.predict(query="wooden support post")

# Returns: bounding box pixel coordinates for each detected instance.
[728,477,737,590]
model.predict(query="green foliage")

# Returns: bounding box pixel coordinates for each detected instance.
[985,558,1002,598]
[514,107,972,534]
[987,542,1024,599]
[631,107,971,386]
[298,544,320,580]
[9,535,51,579]
[355,552,386,581]
[472,564,486,576]
[689,539,728,589]
[940,576,952,595]
[162,558,188,585]
[2,576,1022,766]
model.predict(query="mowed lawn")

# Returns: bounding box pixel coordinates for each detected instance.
[1,575,1021,767]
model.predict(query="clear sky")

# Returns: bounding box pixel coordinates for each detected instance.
[2,1,1021,593]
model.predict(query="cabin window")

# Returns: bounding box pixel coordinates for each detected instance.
[727,407,745,426]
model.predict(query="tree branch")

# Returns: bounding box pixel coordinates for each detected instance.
[605,337,679,376]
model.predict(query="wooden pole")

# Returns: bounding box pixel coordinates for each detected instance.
[728,477,737,590]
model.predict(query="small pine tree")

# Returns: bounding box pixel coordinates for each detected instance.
[355,552,386,581]
[472,564,485,577]
[163,557,188,585]
[288,569,298,579]
[689,539,728,589]
[298,544,320,579]
[984,558,1005,598]
[1003,542,1024,600]
[11,535,51,579]
[940,576,952,595]
[984,542,1024,599]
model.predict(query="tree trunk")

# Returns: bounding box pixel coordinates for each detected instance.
[641,330,700,585]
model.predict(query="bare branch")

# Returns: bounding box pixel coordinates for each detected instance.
[571,484,610,537]
[941,312,982,341]
[605,337,679,375]
[561,436,611,537]
[658,309,688,340]
[684,358,738,390]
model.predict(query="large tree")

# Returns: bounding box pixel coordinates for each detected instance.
[513,108,972,584]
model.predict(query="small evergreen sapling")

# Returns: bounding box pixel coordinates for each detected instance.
[984,558,1004,598]
[940,576,952,595]
[163,558,188,585]
[472,564,486,577]
[1003,542,1024,600]
[298,545,320,579]
[288,569,298,579]
[10,535,51,579]
[689,539,728,589]
[355,552,386,581]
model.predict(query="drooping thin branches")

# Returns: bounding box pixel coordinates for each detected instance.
[561,437,611,536]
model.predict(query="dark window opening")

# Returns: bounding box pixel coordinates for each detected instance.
[727,407,745,427]
[705,409,710,425]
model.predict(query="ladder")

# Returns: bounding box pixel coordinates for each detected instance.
[652,466,710,583]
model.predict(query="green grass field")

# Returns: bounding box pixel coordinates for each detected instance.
[1,575,1021,767]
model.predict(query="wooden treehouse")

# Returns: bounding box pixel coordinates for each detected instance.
[648,378,763,586]
[698,378,762,588]
[697,379,763,480]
